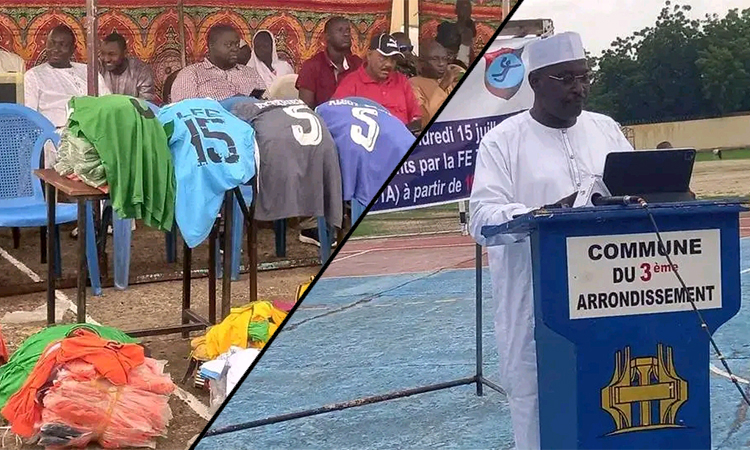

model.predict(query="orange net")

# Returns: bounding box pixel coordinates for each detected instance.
[36,358,175,449]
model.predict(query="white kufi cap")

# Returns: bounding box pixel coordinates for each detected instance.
[526,31,586,73]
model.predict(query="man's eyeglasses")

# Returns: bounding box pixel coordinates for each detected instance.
[548,72,592,85]
[399,45,413,53]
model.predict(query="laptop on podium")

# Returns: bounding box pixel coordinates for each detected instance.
[603,148,696,203]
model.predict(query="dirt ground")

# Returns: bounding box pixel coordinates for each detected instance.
[0,218,320,450]
[691,159,750,198]
[0,267,318,450]
[0,218,320,293]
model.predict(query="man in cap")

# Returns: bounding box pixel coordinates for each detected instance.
[332,33,422,134]
[436,21,465,69]
[468,32,633,449]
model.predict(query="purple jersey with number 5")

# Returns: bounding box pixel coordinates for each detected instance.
[315,97,415,206]
[157,98,256,248]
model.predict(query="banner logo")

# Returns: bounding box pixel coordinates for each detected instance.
[484,47,525,100]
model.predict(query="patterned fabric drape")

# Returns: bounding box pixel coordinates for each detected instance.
[418,0,513,56]
[0,0,391,101]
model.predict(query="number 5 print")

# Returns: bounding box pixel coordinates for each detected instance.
[350,107,381,153]
[283,105,324,146]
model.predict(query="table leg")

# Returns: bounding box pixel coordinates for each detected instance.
[40,227,47,263]
[249,205,258,304]
[221,192,233,320]
[234,187,257,305]
[46,184,56,325]
[76,199,87,323]
[208,223,217,325]
[182,241,192,338]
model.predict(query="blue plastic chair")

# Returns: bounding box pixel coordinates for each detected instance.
[0,104,101,295]
[317,199,366,263]
[351,199,367,223]
[110,100,178,290]
[228,183,331,280]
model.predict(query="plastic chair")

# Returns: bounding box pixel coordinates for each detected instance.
[228,183,331,280]
[316,199,366,263]
[110,100,178,290]
[218,97,296,272]
[0,104,101,295]
[351,199,367,224]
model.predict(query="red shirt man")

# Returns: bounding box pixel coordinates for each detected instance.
[332,33,422,134]
[296,17,362,109]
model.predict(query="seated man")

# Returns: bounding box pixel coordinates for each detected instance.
[332,33,422,135]
[171,24,264,103]
[100,32,156,102]
[410,40,462,128]
[25,25,111,164]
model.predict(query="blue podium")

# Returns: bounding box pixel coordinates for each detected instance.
[482,200,747,449]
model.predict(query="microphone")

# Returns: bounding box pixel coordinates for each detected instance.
[591,194,642,206]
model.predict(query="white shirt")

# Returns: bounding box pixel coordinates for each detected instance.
[470,110,634,245]
[24,62,111,128]
[0,50,24,73]
[468,110,633,449]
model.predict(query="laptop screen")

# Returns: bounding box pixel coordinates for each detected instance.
[603,149,695,196]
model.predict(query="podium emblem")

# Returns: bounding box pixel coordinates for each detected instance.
[601,344,688,435]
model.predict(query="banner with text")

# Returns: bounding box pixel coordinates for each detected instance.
[370,35,538,213]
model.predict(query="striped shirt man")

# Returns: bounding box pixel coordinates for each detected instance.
[170,59,264,103]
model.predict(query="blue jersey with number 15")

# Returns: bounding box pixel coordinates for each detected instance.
[315,97,415,206]
[157,98,256,248]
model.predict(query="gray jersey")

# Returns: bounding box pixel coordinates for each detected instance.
[231,99,343,227]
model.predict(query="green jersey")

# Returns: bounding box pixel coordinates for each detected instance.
[67,94,176,232]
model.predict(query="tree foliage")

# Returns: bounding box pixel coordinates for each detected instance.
[586,2,750,123]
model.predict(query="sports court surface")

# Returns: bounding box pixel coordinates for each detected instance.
[196,214,750,450]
